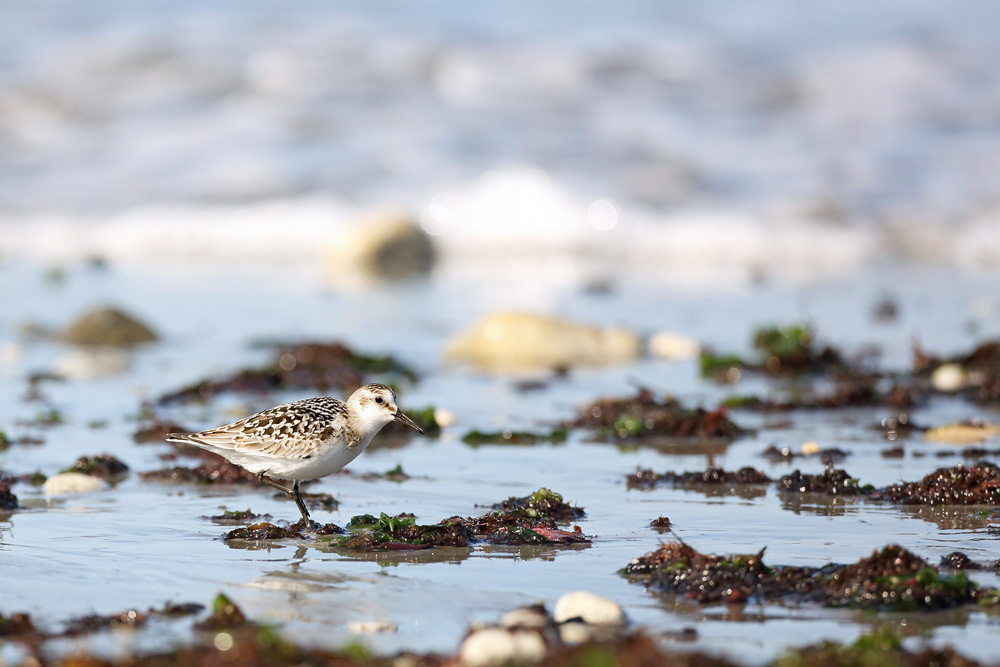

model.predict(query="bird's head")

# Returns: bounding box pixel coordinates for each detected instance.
[348,383,425,435]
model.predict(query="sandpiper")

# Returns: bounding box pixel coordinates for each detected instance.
[166,383,424,525]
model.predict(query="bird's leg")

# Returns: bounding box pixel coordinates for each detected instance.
[290,481,318,528]
[256,472,319,530]
[256,470,294,495]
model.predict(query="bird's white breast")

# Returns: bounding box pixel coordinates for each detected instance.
[263,429,377,481]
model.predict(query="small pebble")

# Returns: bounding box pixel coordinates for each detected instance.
[433,408,458,428]
[648,331,701,361]
[800,441,820,456]
[348,620,397,634]
[931,364,967,392]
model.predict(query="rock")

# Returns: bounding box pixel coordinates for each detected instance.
[446,312,640,371]
[54,348,131,379]
[43,472,110,495]
[326,210,436,279]
[924,421,1000,444]
[648,331,700,360]
[553,591,626,626]
[347,619,397,634]
[931,364,967,392]
[459,628,547,667]
[60,307,158,346]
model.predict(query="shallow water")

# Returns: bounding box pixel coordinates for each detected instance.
[1,258,999,663]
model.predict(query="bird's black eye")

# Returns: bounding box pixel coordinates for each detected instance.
[375,396,384,404]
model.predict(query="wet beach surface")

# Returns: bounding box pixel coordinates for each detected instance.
[4,1,1000,664]
[2,259,1000,664]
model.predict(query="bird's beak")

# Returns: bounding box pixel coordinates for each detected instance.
[394,410,425,434]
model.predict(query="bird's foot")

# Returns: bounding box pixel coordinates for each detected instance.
[290,516,322,532]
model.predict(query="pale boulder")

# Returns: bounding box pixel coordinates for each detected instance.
[60,307,157,347]
[43,472,110,495]
[924,421,1000,444]
[446,312,640,371]
[326,210,436,278]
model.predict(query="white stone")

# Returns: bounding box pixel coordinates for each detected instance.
[553,591,626,626]
[459,628,547,667]
[931,364,966,392]
[648,331,700,360]
[348,620,397,634]
[43,472,109,495]
[446,311,640,371]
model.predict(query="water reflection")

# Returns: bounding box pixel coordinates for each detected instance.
[316,544,472,566]
[778,495,863,516]
[891,504,996,532]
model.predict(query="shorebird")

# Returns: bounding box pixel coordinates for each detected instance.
[166,383,424,525]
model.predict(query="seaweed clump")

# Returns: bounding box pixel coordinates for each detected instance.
[132,419,190,443]
[63,453,129,480]
[463,488,588,545]
[140,456,259,485]
[700,322,844,379]
[627,467,771,491]
[624,542,982,610]
[331,489,589,551]
[775,627,974,667]
[490,487,584,522]
[207,508,271,524]
[224,520,344,544]
[572,388,744,441]
[623,541,778,604]
[872,462,1000,505]
[0,612,36,637]
[0,473,18,511]
[340,512,472,550]
[158,341,417,405]
[63,603,204,636]
[824,545,977,610]
[777,468,873,496]
[462,427,568,446]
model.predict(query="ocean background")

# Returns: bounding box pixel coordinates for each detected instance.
[3,0,1000,269]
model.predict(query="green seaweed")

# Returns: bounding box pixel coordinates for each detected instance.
[700,351,747,377]
[462,427,567,446]
[753,323,813,362]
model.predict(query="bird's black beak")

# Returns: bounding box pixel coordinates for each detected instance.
[394,410,426,434]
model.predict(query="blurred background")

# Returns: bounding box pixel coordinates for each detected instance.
[3,1,1000,663]
[3,0,1000,271]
